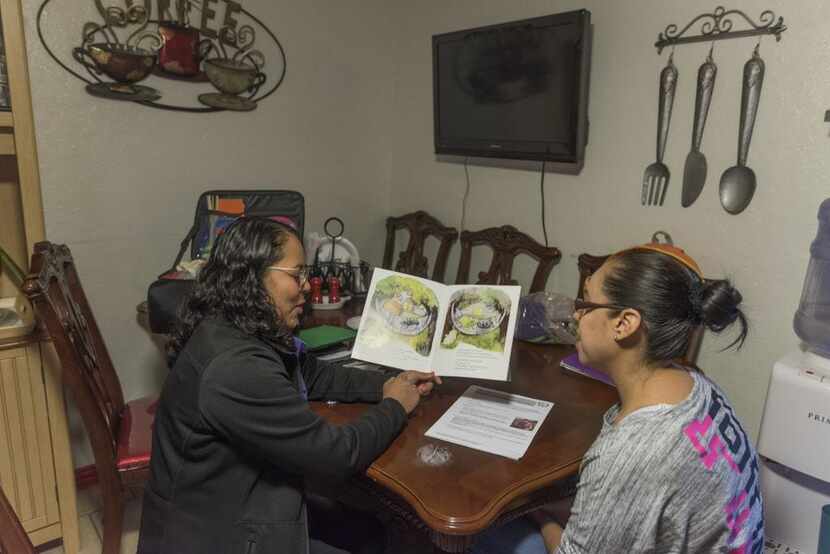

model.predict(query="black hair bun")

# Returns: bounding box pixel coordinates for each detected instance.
[700,280,742,332]
[699,279,748,350]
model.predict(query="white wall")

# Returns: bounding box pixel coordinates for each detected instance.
[384,0,830,440]
[23,1,398,464]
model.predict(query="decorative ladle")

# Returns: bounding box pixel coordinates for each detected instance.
[719,44,765,215]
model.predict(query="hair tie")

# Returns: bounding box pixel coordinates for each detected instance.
[689,280,705,323]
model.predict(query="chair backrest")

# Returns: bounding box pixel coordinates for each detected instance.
[0,486,36,554]
[22,242,125,484]
[383,211,458,282]
[456,225,561,293]
[576,252,703,364]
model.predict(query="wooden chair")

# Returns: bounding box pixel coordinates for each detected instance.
[0,486,35,554]
[22,242,156,554]
[383,211,458,282]
[455,225,561,293]
[576,252,703,363]
[576,253,609,300]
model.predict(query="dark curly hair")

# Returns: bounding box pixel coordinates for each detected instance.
[603,249,748,364]
[167,217,299,364]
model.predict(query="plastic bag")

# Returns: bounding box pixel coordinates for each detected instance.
[516,292,577,345]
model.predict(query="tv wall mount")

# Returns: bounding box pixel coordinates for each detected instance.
[655,7,786,53]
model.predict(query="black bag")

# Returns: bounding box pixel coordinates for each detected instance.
[146,190,305,334]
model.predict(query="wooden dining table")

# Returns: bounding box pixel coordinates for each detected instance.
[304,300,619,552]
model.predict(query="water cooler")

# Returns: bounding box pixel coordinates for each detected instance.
[759,198,830,553]
[758,351,830,552]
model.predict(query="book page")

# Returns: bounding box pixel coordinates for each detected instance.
[351,269,449,371]
[425,386,554,460]
[431,284,521,380]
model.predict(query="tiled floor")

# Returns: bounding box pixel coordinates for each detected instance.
[38,487,142,554]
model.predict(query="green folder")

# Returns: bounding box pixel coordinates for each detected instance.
[298,325,357,351]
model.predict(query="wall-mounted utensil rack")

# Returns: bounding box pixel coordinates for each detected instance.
[655,7,786,53]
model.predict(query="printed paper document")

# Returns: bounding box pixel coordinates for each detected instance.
[425,386,554,460]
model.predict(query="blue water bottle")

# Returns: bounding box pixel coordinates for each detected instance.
[793,199,830,357]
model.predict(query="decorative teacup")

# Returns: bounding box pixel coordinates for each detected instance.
[199,57,265,111]
[203,58,264,95]
[73,43,156,84]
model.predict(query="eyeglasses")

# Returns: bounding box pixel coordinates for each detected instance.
[267,265,311,287]
[573,298,631,315]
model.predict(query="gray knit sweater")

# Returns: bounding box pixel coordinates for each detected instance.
[557,371,764,554]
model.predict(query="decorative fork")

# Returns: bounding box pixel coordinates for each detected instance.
[642,53,678,206]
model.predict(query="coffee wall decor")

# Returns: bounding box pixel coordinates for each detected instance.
[37,0,286,112]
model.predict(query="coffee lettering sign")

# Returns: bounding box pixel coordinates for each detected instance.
[39,0,285,112]
[92,0,244,41]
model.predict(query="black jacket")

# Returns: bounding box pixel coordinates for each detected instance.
[137,319,407,554]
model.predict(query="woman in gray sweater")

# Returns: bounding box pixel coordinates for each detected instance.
[472,243,761,554]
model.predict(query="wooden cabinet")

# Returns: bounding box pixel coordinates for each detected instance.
[0,336,80,553]
[0,339,58,538]
[0,0,80,551]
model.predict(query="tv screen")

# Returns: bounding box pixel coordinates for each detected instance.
[433,10,592,171]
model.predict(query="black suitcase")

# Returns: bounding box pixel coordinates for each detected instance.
[146,189,305,334]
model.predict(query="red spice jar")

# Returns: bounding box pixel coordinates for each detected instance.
[327,276,341,304]
[309,276,324,304]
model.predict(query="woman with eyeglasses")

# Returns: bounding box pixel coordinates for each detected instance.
[471,244,762,554]
[138,217,440,554]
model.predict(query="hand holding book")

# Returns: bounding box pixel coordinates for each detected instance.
[382,370,442,413]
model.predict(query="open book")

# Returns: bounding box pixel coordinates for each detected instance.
[351,269,520,381]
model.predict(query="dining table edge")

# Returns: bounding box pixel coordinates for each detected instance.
[364,457,584,535]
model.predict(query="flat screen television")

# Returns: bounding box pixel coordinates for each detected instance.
[432,10,592,172]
